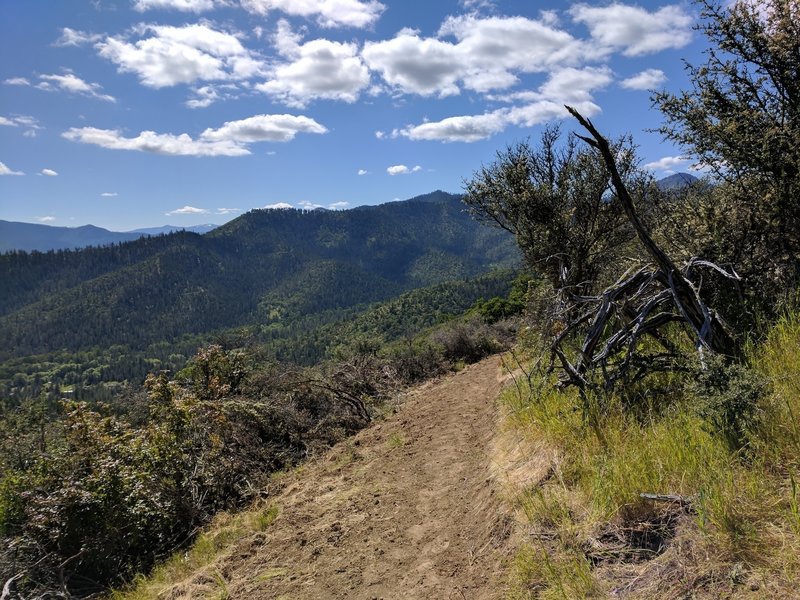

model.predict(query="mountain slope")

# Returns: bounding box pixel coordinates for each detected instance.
[0,220,144,253]
[0,192,517,359]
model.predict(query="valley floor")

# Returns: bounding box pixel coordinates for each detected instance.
[158,356,519,599]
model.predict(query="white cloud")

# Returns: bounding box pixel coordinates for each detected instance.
[240,0,385,28]
[263,202,293,209]
[0,161,24,176]
[63,113,327,156]
[166,205,210,215]
[185,83,239,108]
[570,3,692,56]
[4,77,30,86]
[41,168,58,176]
[186,84,220,108]
[216,207,241,214]
[357,169,368,175]
[362,15,589,97]
[54,27,102,46]
[37,72,116,102]
[97,23,264,88]
[200,113,328,142]
[328,201,349,209]
[620,68,667,90]
[255,20,370,107]
[298,200,325,209]
[460,0,496,9]
[132,0,222,12]
[393,66,609,143]
[63,127,248,156]
[101,192,118,197]
[386,164,421,175]
[536,66,612,103]
[36,216,56,223]
[0,115,42,132]
[644,155,689,173]
[374,130,385,139]
[395,111,509,143]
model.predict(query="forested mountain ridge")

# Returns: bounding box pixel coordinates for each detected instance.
[0,219,217,253]
[0,191,517,359]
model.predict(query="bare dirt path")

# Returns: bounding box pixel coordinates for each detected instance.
[174,356,517,599]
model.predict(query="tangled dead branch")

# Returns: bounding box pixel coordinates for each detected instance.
[551,107,742,396]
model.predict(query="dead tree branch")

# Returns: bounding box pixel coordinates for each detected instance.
[546,107,743,398]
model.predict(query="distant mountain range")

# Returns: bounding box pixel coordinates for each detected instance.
[0,221,219,253]
[1,175,699,254]
[655,172,699,190]
[0,191,518,360]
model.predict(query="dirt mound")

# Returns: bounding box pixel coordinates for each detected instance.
[165,356,518,599]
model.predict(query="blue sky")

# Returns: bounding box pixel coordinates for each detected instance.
[1,0,707,231]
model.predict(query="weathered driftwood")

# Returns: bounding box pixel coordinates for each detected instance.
[640,492,694,507]
[548,107,741,394]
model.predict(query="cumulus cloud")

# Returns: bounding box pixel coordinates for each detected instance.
[620,68,667,90]
[362,15,589,97]
[263,202,293,209]
[216,207,241,214]
[570,3,692,56]
[132,0,222,12]
[387,164,421,175]
[200,113,328,143]
[36,216,56,223]
[644,155,689,173]
[63,127,247,156]
[4,77,30,86]
[395,111,508,143]
[41,168,58,176]
[240,0,385,28]
[54,27,102,46]
[0,161,24,176]
[96,23,264,88]
[393,66,609,142]
[63,113,327,156]
[101,192,118,197]
[37,72,116,102]
[166,205,210,215]
[255,20,370,107]
[185,83,238,108]
[328,201,349,209]
[357,169,368,175]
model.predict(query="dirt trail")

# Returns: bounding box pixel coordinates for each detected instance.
[174,356,518,599]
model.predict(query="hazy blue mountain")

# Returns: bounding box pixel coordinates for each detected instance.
[0,220,144,253]
[656,172,700,190]
[0,221,220,253]
[127,224,219,235]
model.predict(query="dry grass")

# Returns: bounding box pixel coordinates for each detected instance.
[111,501,279,600]
[501,313,800,598]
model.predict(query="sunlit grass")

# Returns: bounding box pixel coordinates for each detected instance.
[503,313,800,596]
[112,501,279,600]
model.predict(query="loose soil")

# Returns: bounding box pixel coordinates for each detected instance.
[165,356,520,599]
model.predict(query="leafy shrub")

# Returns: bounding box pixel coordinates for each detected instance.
[692,356,768,452]
[432,318,508,363]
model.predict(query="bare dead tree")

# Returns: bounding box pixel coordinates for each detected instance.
[550,107,742,397]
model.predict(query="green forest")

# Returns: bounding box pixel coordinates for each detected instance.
[2,0,800,597]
